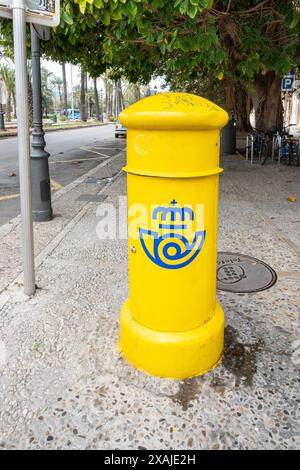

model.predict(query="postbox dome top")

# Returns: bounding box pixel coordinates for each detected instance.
[119,92,228,131]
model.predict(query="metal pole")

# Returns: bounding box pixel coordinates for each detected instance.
[12,0,35,296]
[30,24,53,222]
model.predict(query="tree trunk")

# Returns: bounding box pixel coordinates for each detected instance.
[226,77,234,113]
[80,68,87,122]
[116,79,124,115]
[133,84,141,102]
[104,78,113,119]
[252,71,283,132]
[12,91,16,118]
[108,91,112,119]
[85,73,88,118]
[113,82,117,118]
[62,63,68,114]
[89,97,93,118]
[104,78,108,118]
[234,82,253,132]
[58,88,63,114]
[94,78,100,121]
[6,90,12,122]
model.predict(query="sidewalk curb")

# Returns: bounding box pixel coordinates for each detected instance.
[0,122,111,139]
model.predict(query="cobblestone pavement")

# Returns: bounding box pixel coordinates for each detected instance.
[0,151,299,450]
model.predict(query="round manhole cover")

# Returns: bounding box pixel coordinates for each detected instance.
[217,252,277,293]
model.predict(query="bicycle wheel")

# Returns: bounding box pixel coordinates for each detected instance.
[289,141,299,166]
[278,138,289,165]
[296,143,300,166]
[260,141,270,165]
[286,143,294,166]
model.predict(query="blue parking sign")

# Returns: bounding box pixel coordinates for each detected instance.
[282,74,295,91]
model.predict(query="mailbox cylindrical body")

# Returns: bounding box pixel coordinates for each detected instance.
[119,93,228,379]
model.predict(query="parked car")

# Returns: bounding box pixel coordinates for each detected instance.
[115,120,127,138]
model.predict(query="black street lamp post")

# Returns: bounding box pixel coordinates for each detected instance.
[30,25,53,222]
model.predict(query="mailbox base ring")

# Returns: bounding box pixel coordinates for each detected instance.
[119,300,224,379]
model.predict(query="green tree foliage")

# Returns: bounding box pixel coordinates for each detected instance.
[40,1,300,83]
[1,1,299,83]
[1,1,300,129]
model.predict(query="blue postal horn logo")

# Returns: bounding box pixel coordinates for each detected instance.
[139,200,206,269]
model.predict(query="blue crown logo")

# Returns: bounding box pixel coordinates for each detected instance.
[139,199,206,269]
[152,199,194,230]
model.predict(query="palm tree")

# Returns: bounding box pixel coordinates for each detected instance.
[80,67,87,122]
[115,79,125,117]
[93,78,100,121]
[122,81,147,107]
[41,67,54,117]
[72,84,81,109]
[103,75,113,120]
[0,64,15,122]
[62,63,68,114]
[51,75,63,113]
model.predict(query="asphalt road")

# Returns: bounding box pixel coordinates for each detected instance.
[0,124,126,227]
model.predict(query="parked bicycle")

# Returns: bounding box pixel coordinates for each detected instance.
[246,128,272,164]
[271,124,299,166]
[246,124,300,166]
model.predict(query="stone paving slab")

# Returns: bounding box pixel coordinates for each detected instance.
[0,153,299,450]
[0,147,126,294]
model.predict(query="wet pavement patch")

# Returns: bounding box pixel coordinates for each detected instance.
[217,252,277,293]
[223,325,264,387]
[168,377,203,410]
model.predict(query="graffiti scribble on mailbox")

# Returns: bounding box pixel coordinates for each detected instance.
[139,200,206,269]
[160,93,222,112]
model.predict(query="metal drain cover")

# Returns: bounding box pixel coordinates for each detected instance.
[217,252,277,293]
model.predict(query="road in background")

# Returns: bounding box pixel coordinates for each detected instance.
[0,124,126,226]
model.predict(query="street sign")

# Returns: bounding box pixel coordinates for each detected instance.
[33,23,50,40]
[0,0,60,26]
[282,74,295,92]
[0,0,11,18]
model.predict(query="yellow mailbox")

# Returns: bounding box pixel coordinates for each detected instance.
[119,92,228,379]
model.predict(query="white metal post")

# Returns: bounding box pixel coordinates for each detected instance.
[12,0,35,295]
[278,134,282,165]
